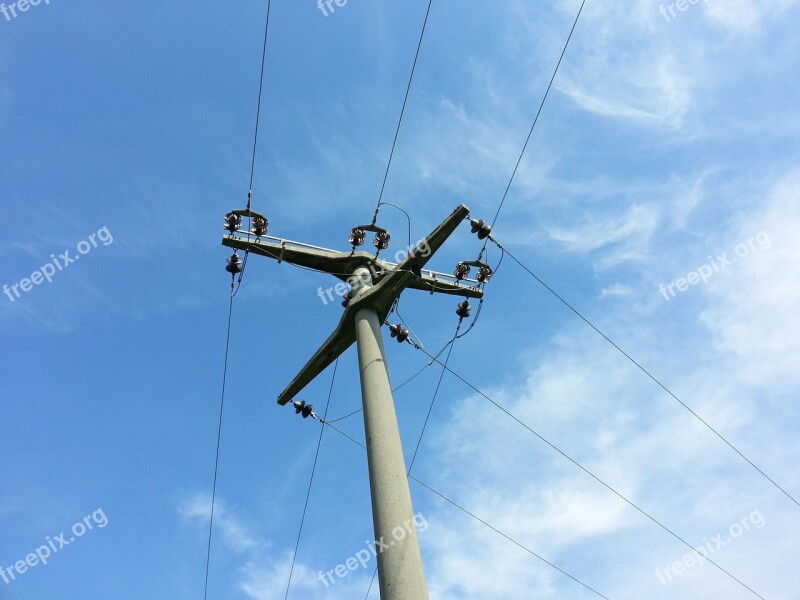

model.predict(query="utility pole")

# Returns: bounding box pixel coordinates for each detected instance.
[221,204,484,600]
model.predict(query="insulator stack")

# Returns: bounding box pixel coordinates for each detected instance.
[454,262,470,280]
[293,400,314,418]
[349,227,366,247]
[225,252,243,274]
[476,265,493,283]
[224,212,242,233]
[389,323,410,343]
[251,215,269,237]
[374,230,391,250]
[470,218,492,240]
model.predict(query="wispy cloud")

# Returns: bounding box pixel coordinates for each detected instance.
[178,493,261,554]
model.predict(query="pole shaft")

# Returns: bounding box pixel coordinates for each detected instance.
[355,307,429,600]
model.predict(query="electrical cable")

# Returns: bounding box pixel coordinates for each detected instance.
[203,293,236,600]
[320,420,614,600]
[373,0,434,220]
[480,0,587,259]
[378,202,412,248]
[283,359,339,599]
[495,240,799,510]
[407,318,461,473]
[416,346,768,600]
[206,4,274,593]
[408,475,613,600]
[248,0,273,207]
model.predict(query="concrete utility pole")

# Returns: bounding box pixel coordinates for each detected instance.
[222,204,483,600]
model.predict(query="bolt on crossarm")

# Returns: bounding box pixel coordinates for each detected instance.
[221,204,483,600]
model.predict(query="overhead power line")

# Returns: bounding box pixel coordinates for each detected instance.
[416,346,768,600]
[283,359,338,599]
[373,0,434,220]
[248,0,274,209]
[206,4,274,596]
[320,420,614,600]
[494,239,800,510]
[203,294,236,600]
[484,0,587,251]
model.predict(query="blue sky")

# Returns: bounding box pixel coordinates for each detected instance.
[1,1,799,599]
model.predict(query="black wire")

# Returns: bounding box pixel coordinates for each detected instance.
[408,475,613,600]
[364,565,378,599]
[324,407,363,425]
[480,0,586,258]
[321,420,613,600]
[283,358,339,599]
[231,251,249,298]
[248,0,273,204]
[497,241,800,510]
[407,318,461,473]
[377,201,412,248]
[416,347,768,600]
[373,0,434,218]
[203,293,236,600]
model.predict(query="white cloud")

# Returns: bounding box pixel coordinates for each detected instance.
[705,0,800,31]
[414,167,800,599]
[178,493,262,554]
[700,170,800,387]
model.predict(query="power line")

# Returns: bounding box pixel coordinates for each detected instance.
[248,0,274,207]
[408,475,613,600]
[408,318,461,473]
[377,202,412,248]
[283,359,339,599]
[320,420,613,600]
[480,0,586,258]
[206,5,274,593]
[495,239,800,510]
[373,0,434,219]
[203,293,236,600]
[416,346,768,600]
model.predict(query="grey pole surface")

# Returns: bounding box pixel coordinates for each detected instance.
[352,270,429,600]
